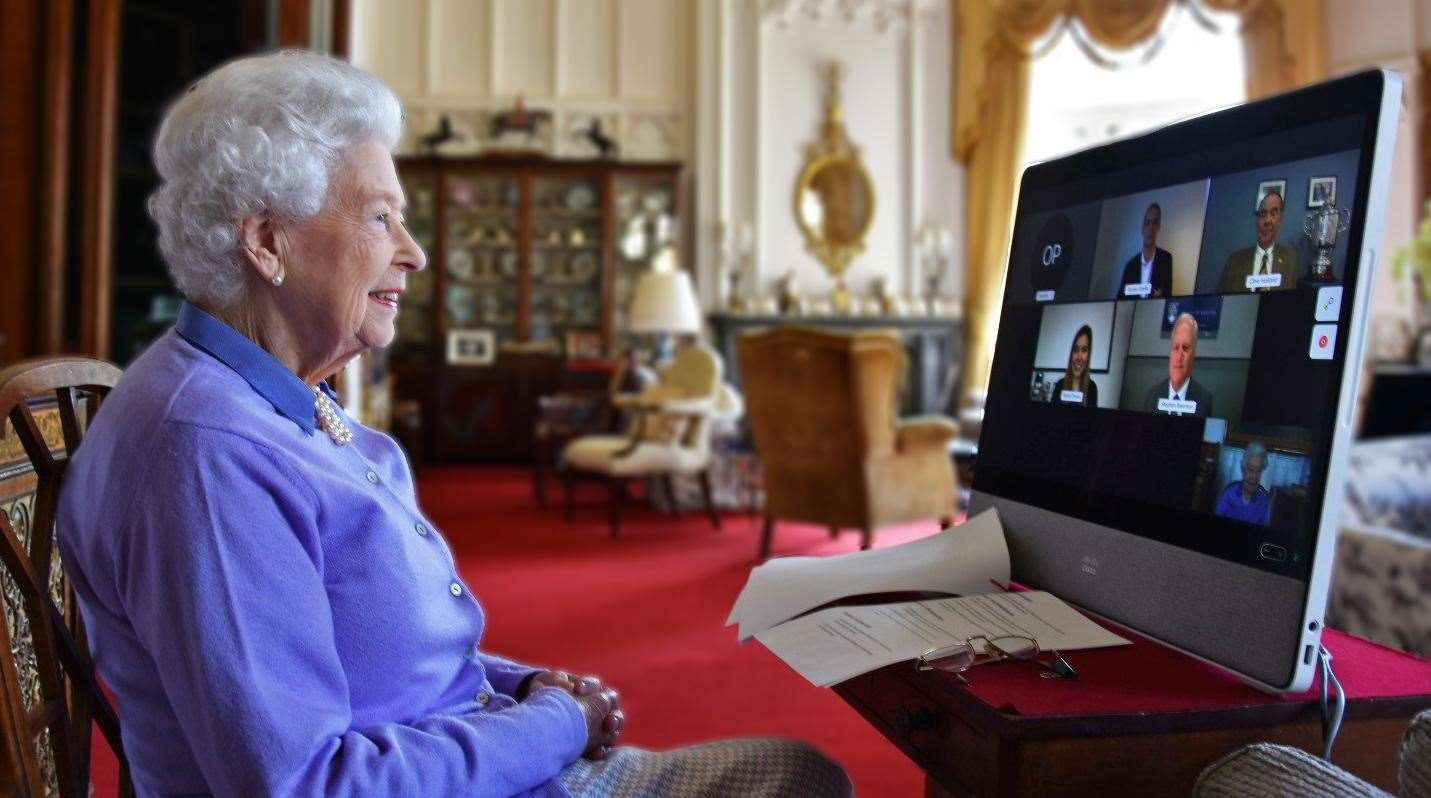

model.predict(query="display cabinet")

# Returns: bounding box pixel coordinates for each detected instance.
[393,156,684,463]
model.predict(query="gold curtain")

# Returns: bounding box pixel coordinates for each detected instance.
[953,0,1326,400]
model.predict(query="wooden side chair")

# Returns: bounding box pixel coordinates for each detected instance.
[560,345,727,538]
[531,357,651,507]
[0,357,131,797]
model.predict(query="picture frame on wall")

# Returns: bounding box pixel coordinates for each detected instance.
[1308,176,1337,208]
[1256,179,1288,210]
[446,329,496,365]
[565,330,604,360]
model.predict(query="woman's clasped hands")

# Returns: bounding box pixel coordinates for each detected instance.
[525,670,624,760]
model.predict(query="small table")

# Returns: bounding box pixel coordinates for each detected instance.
[1360,363,1431,439]
[834,627,1429,796]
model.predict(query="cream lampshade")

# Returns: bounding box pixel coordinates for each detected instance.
[628,256,702,335]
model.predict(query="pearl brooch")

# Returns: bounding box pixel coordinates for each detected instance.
[313,387,354,446]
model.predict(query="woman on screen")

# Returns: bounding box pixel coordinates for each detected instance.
[1049,325,1098,407]
[1214,440,1274,526]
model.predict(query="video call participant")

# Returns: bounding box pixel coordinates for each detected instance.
[1049,324,1098,406]
[1215,440,1273,525]
[1118,203,1172,298]
[1217,189,1300,293]
[1142,312,1213,418]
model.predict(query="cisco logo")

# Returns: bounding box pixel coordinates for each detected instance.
[1080,555,1099,577]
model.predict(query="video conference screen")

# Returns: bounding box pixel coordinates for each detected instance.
[976,112,1374,581]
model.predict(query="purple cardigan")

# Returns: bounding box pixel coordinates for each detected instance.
[57,303,586,797]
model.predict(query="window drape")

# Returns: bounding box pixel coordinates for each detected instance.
[952,0,1326,400]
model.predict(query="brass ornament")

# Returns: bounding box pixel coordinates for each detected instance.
[793,61,876,312]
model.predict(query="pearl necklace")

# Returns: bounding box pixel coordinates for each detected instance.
[313,387,353,446]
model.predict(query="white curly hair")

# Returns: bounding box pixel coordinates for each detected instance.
[1244,439,1269,467]
[147,50,403,309]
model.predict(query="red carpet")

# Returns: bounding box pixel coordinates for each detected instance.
[429,467,926,796]
[91,467,930,795]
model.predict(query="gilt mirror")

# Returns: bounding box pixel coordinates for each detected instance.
[794,62,875,298]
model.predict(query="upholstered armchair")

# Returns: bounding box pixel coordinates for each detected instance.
[738,327,958,560]
[561,344,727,538]
[1194,708,1430,797]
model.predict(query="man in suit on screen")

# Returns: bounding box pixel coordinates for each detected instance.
[1217,189,1300,293]
[1117,202,1173,298]
[1143,312,1214,418]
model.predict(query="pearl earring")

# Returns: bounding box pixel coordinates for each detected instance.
[272,273,283,287]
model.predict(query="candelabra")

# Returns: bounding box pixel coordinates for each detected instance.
[915,224,955,313]
[718,221,755,312]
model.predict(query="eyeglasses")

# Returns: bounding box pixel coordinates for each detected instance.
[915,635,1077,684]
[1254,208,1283,220]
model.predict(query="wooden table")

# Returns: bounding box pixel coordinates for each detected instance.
[1359,363,1431,439]
[833,628,1429,797]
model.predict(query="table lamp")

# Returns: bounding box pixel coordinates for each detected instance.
[628,248,702,364]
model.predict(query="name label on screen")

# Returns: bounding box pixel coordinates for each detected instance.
[1246,273,1282,290]
[1158,398,1198,415]
[1124,282,1152,298]
[1035,290,1056,302]
[1061,390,1085,403]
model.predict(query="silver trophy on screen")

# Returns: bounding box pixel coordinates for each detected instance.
[1302,202,1352,280]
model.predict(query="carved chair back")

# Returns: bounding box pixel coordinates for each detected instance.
[0,357,130,796]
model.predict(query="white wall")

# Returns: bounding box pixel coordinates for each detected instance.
[760,23,907,296]
[1105,300,1134,409]
[351,0,963,311]
[351,0,694,160]
[1325,0,1425,322]
[696,0,964,308]
[350,1,1427,323]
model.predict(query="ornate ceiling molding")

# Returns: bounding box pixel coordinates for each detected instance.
[761,0,913,33]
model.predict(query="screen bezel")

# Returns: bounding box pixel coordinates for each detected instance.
[971,69,1399,692]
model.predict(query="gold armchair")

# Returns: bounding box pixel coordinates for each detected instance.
[561,345,728,538]
[738,327,957,560]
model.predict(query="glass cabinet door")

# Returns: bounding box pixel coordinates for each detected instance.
[444,173,521,345]
[531,174,604,356]
[612,174,678,352]
[396,171,438,349]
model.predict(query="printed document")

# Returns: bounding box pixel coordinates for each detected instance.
[727,509,1010,641]
[756,591,1130,687]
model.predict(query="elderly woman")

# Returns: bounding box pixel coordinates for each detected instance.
[1048,324,1097,407]
[57,51,849,798]
[1215,440,1274,526]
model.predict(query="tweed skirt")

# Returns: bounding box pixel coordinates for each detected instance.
[558,737,852,797]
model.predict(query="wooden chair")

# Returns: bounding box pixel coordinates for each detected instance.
[0,357,131,796]
[560,345,727,538]
[531,356,650,507]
